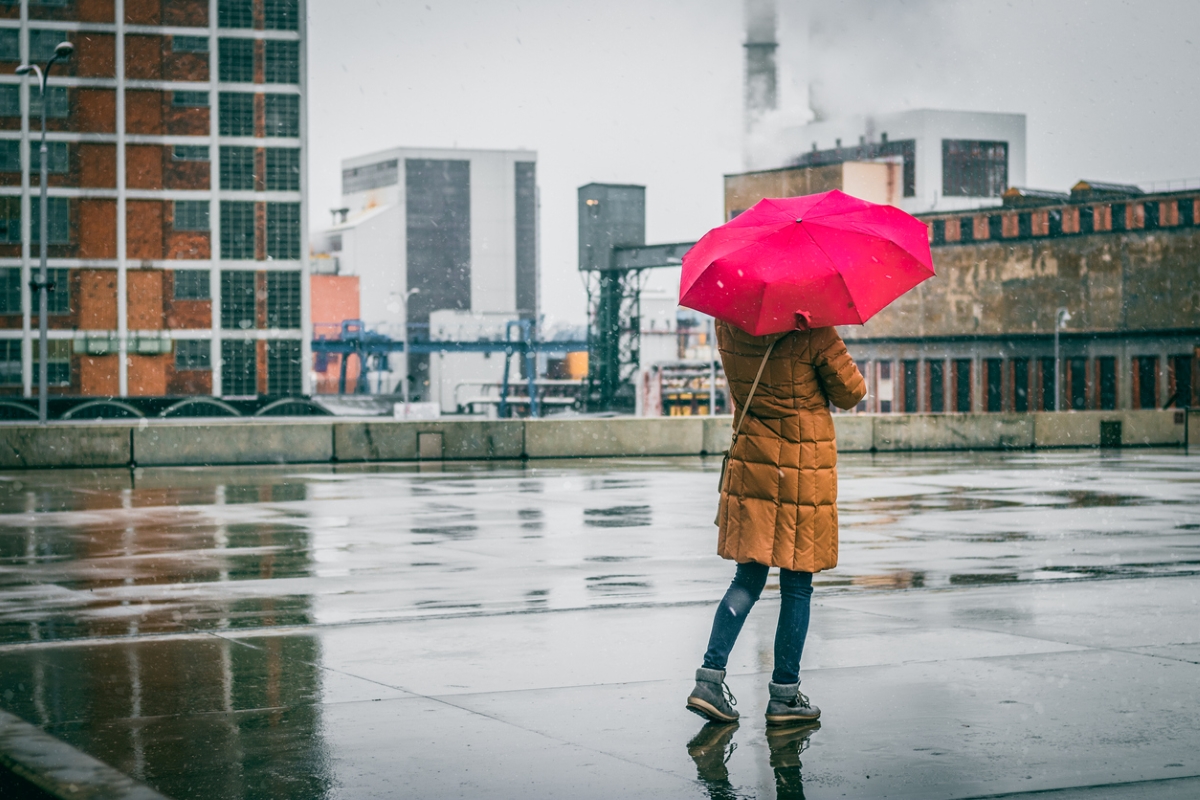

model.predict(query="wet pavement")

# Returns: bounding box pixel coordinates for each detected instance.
[0,450,1198,798]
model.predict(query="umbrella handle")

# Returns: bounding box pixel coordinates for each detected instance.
[794,311,812,331]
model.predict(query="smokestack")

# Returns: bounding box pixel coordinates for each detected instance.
[744,0,778,136]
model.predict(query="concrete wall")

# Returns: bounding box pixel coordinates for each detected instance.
[0,410,1193,469]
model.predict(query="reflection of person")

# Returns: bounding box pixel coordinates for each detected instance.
[687,722,740,800]
[687,322,865,725]
[768,722,820,800]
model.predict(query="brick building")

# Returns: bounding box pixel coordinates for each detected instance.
[840,182,1200,414]
[0,0,307,399]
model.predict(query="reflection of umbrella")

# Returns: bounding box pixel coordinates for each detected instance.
[679,190,934,336]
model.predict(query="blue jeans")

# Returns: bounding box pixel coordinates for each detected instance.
[701,562,813,685]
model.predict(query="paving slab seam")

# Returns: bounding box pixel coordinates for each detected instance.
[951,774,1200,800]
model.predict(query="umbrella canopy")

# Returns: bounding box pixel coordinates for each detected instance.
[679,190,935,336]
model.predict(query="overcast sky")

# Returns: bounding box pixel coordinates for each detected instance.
[307,0,1200,326]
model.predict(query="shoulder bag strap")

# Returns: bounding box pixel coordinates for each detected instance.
[731,338,777,443]
[717,339,777,500]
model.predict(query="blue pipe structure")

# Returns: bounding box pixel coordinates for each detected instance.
[313,320,588,416]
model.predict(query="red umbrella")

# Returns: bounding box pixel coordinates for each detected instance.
[679,190,934,336]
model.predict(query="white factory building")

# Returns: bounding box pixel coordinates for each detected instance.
[313,147,538,409]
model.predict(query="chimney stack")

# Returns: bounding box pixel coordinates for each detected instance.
[744,0,778,136]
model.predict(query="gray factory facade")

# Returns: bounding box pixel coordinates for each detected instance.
[841,182,1199,415]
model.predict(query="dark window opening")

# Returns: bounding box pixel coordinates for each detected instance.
[931,219,945,245]
[34,339,69,385]
[1048,209,1063,237]
[30,197,69,244]
[903,360,918,413]
[987,215,1002,240]
[172,35,208,53]
[264,40,300,84]
[1135,356,1158,409]
[1040,357,1056,411]
[0,267,20,313]
[1171,355,1193,408]
[986,358,1002,412]
[1112,204,1127,232]
[954,359,971,412]
[958,217,974,243]
[173,90,209,107]
[264,94,300,137]
[266,202,301,260]
[1079,206,1095,234]
[928,360,944,413]
[265,148,300,191]
[1013,358,1029,413]
[173,200,209,231]
[1180,199,1196,227]
[1098,357,1116,410]
[1143,202,1160,230]
[1069,357,1087,410]
[218,92,254,136]
[0,340,21,385]
[264,0,300,30]
[1017,212,1032,238]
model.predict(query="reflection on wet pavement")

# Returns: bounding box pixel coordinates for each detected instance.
[1,451,1198,644]
[0,450,1198,798]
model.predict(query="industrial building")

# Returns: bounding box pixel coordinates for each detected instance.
[314,146,538,408]
[0,0,308,401]
[842,182,1199,414]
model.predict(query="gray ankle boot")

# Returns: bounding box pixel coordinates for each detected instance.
[765,681,820,725]
[686,667,739,722]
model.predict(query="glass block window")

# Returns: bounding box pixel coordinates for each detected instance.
[175,339,211,370]
[219,146,255,190]
[0,340,20,385]
[173,91,209,107]
[266,203,300,260]
[31,141,69,174]
[44,268,69,315]
[266,271,300,328]
[0,197,18,243]
[173,269,210,300]
[218,0,254,29]
[0,267,20,313]
[264,0,300,31]
[34,339,70,385]
[0,86,18,117]
[173,145,210,161]
[220,270,256,329]
[265,148,299,191]
[220,201,256,259]
[0,140,18,172]
[218,38,255,83]
[942,140,1008,198]
[30,30,67,63]
[0,29,18,61]
[263,94,299,137]
[219,92,254,136]
[172,35,209,53]
[221,339,257,395]
[266,339,301,395]
[264,40,299,84]
[30,197,69,245]
[30,87,69,118]
[174,201,210,231]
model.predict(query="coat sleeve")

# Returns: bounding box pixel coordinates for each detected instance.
[812,328,867,410]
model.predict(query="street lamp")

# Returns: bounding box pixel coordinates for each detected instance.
[17,41,74,425]
[1054,307,1071,411]
[400,287,420,405]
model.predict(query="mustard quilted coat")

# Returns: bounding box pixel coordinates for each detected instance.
[715,322,866,573]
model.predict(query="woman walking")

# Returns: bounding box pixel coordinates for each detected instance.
[686,321,865,725]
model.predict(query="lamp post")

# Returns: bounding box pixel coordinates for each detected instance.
[17,41,74,425]
[1054,306,1071,411]
[400,287,420,405]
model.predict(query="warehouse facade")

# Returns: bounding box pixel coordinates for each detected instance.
[841,183,1200,414]
[0,0,307,399]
